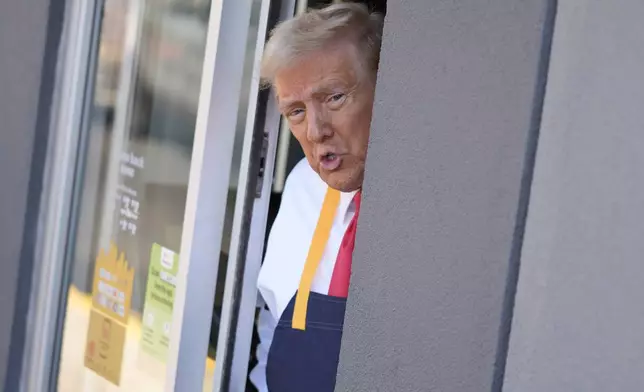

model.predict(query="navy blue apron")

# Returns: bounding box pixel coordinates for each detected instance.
[265,188,346,392]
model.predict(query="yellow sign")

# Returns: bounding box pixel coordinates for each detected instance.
[84,244,134,386]
[84,309,127,385]
[91,244,135,323]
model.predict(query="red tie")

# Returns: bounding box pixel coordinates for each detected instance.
[328,192,361,298]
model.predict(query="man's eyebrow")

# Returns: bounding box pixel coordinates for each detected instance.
[277,98,296,112]
[311,80,348,93]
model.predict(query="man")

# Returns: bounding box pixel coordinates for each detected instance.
[250,3,383,391]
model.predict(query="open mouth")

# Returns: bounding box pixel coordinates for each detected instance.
[320,152,342,171]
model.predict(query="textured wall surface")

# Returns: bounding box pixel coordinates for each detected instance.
[503,1,644,391]
[0,0,63,386]
[336,0,554,391]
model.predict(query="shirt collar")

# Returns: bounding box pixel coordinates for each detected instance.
[339,189,359,219]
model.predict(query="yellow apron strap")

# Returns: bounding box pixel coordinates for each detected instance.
[292,187,341,330]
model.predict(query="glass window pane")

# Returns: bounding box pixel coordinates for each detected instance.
[56,0,214,389]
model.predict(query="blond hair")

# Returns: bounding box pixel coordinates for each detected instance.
[260,2,384,88]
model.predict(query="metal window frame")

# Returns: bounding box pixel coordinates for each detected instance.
[17,0,104,388]
[210,0,300,390]
[163,0,256,390]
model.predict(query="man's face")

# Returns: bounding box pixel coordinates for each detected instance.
[275,43,376,192]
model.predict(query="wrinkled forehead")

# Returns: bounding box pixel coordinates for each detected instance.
[274,43,362,104]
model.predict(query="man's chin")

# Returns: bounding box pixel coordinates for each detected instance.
[320,170,362,193]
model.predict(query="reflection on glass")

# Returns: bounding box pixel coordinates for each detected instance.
[57,0,215,389]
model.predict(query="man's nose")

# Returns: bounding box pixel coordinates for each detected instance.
[306,108,332,143]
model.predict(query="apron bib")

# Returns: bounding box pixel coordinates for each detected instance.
[265,188,347,392]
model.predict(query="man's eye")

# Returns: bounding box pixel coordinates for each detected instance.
[287,108,304,119]
[327,93,347,108]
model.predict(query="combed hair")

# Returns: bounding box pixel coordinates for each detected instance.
[260,2,384,88]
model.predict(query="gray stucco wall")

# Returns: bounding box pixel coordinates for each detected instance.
[336,0,555,391]
[503,2,644,391]
[0,0,64,387]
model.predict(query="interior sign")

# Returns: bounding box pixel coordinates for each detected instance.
[84,244,134,385]
[140,243,180,362]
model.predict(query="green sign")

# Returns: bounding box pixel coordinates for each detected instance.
[141,243,179,362]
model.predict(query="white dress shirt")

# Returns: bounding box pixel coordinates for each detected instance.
[249,158,357,392]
